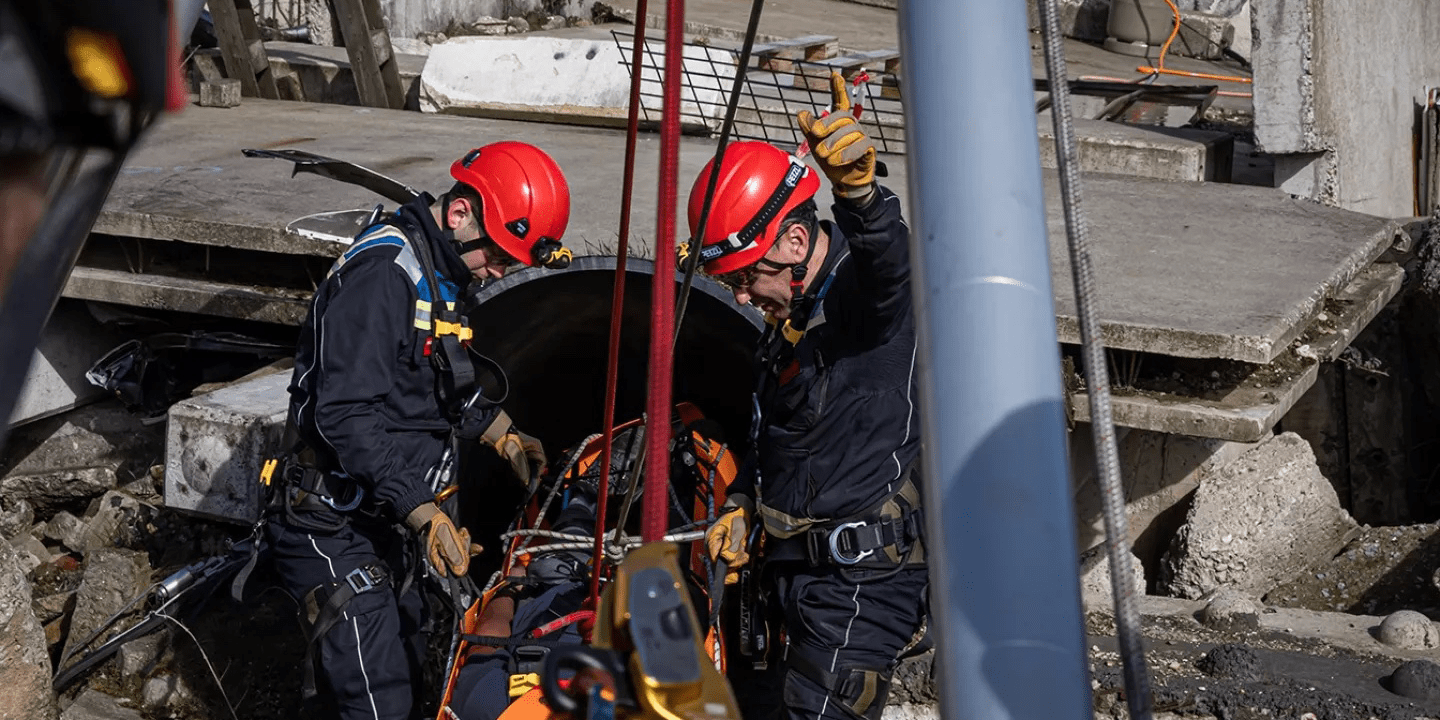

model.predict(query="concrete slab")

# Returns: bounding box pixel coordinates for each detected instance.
[93,99,1398,367]
[164,372,289,524]
[64,267,311,325]
[1037,119,1233,182]
[10,301,123,427]
[1046,173,1402,363]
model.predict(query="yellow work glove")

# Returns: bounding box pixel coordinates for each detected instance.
[405,502,481,577]
[705,495,755,584]
[796,71,877,203]
[495,430,545,487]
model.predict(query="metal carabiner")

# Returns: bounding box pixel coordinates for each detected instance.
[828,521,874,565]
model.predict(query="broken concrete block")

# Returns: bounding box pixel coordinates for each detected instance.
[0,538,57,720]
[1025,0,1111,42]
[1196,587,1260,632]
[1265,523,1440,615]
[119,630,168,677]
[888,650,936,705]
[1036,119,1234,183]
[15,533,50,574]
[0,496,33,540]
[1079,544,1147,609]
[43,511,88,554]
[541,14,566,30]
[32,591,73,625]
[61,548,151,664]
[77,491,146,553]
[3,405,161,511]
[506,16,530,33]
[59,690,141,720]
[1159,433,1359,599]
[142,674,192,709]
[198,79,241,108]
[165,371,288,524]
[1377,610,1440,650]
[419,36,736,132]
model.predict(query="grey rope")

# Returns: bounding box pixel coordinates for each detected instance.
[1036,0,1154,718]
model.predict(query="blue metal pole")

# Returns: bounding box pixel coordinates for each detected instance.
[897,1,1093,718]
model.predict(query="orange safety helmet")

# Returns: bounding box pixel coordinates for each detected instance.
[687,141,820,275]
[451,142,573,269]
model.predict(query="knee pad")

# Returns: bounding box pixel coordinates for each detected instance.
[833,666,891,720]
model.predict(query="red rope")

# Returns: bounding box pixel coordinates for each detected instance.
[643,0,686,543]
[589,0,653,606]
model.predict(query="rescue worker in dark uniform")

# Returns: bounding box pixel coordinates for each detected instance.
[698,74,927,720]
[271,142,573,720]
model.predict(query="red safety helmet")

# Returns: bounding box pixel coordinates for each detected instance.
[687,141,820,275]
[450,142,572,268]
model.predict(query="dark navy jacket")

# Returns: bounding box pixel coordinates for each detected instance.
[288,195,471,523]
[735,185,921,525]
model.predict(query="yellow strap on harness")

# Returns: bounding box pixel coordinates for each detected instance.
[508,673,540,697]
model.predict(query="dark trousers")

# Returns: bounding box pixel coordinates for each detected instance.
[737,565,928,720]
[268,515,425,720]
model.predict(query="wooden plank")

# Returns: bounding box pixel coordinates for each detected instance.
[753,34,838,74]
[207,0,261,97]
[233,0,280,98]
[794,48,900,90]
[329,0,405,109]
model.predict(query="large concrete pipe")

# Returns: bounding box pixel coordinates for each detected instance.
[467,255,762,460]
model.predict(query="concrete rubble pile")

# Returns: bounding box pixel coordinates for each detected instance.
[0,402,236,719]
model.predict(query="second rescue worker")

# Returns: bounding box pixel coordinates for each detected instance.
[700,74,928,720]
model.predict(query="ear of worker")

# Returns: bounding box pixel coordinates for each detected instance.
[796,71,878,204]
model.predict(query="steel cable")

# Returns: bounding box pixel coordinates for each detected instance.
[1036,0,1155,717]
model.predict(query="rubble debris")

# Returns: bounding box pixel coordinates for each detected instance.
[58,689,141,720]
[141,673,193,709]
[2,404,163,512]
[1264,523,1440,615]
[60,548,151,665]
[198,79,241,108]
[44,511,89,554]
[0,496,34,539]
[75,491,147,554]
[881,704,938,720]
[33,591,74,625]
[1159,432,1359,599]
[1196,643,1262,681]
[888,651,936,706]
[1375,610,1439,650]
[1196,587,1260,632]
[507,16,530,33]
[15,532,52,574]
[118,630,169,677]
[1078,544,1146,608]
[0,538,58,720]
[1390,659,1440,701]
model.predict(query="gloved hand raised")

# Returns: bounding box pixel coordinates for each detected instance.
[705,495,755,585]
[795,71,877,203]
[405,502,481,577]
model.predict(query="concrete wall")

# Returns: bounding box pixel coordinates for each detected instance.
[1253,0,1440,217]
[254,0,593,41]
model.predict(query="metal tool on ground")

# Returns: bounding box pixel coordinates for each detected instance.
[53,545,257,692]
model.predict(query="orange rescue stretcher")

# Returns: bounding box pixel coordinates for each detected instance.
[436,403,738,720]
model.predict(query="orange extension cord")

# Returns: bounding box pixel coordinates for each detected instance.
[1134,0,1252,91]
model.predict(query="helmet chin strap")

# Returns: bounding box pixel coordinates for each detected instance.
[442,193,493,257]
[758,218,820,313]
